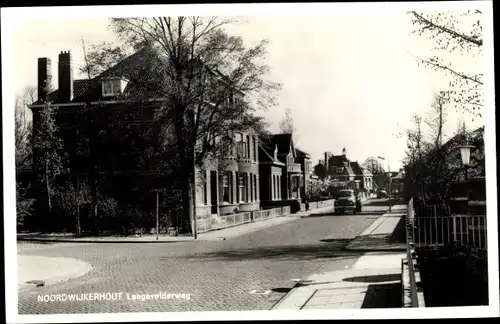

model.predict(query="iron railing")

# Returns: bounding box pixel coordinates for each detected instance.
[411,203,487,249]
[196,206,289,233]
[405,198,419,307]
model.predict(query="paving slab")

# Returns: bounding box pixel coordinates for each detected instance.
[272,266,401,310]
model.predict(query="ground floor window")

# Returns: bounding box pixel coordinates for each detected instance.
[222,172,230,203]
[272,175,276,200]
[238,173,246,202]
[254,175,257,201]
[250,173,254,202]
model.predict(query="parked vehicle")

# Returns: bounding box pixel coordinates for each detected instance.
[334,189,361,214]
[377,189,388,199]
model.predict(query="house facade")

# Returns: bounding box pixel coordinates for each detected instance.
[295,148,312,200]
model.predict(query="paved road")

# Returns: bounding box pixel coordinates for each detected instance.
[18,204,389,314]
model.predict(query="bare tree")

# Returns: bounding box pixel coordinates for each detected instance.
[362,157,385,175]
[81,17,281,234]
[425,93,448,150]
[408,10,483,119]
[32,84,64,216]
[406,113,425,162]
[79,40,131,78]
[15,88,36,169]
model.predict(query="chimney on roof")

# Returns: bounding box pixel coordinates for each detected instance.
[324,152,329,171]
[37,57,52,102]
[58,51,73,102]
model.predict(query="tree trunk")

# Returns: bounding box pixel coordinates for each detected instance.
[45,159,52,215]
[75,176,81,237]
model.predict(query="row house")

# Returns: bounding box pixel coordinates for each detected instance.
[258,133,305,203]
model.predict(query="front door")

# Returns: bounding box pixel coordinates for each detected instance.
[210,171,218,214]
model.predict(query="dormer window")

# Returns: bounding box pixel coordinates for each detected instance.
[102,78,128,97]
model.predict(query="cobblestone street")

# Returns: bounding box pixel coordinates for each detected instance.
[18,209,383,314]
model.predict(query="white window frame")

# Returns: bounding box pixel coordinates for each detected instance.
[102,79,126,97]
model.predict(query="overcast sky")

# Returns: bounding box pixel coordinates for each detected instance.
[7,3,488,171]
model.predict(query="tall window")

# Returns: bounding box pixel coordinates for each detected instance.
[254,175,257,201]
[222,172,230,203]
[203,175,208,205]
[273,175,276,200]
[253,137,257,162]
[238,173,245,202]
[246,135,251,159]
[250,173,254,202]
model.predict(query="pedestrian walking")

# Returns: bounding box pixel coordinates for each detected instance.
[305,197,310,211]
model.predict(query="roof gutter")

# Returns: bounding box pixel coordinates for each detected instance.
[28,97,169,109]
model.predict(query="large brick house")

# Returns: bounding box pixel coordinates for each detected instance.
[28,47,261,228]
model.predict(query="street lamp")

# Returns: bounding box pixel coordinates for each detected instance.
[458,144,475,180]
[377,156,391,212]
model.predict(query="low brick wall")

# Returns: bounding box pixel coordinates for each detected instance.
[196,205,292,234]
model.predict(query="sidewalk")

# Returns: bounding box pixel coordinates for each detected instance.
[344,204,407,252]
[18,255,93,293]
[16,205,335,244]
[272,252,405,310]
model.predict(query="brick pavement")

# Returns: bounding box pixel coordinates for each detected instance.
[17,210,380,314]
[273,252,405,310]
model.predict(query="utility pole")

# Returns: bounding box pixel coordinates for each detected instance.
[151,188,166,240]
[156,190,159,240]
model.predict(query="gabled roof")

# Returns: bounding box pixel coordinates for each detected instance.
[260,133,295,156]
[349,161,363,176]
[361,167,373,176]
[31,46,171,106]
[295,148,310,158]
[258,142,285,166]
[327,155,355,176]
[392,170,404,179]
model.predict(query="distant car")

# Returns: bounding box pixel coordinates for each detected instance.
[377,190,388,199]
[334,189,361,214]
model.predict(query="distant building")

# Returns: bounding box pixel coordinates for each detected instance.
[350,160,374,194]
[325,148,356,189]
